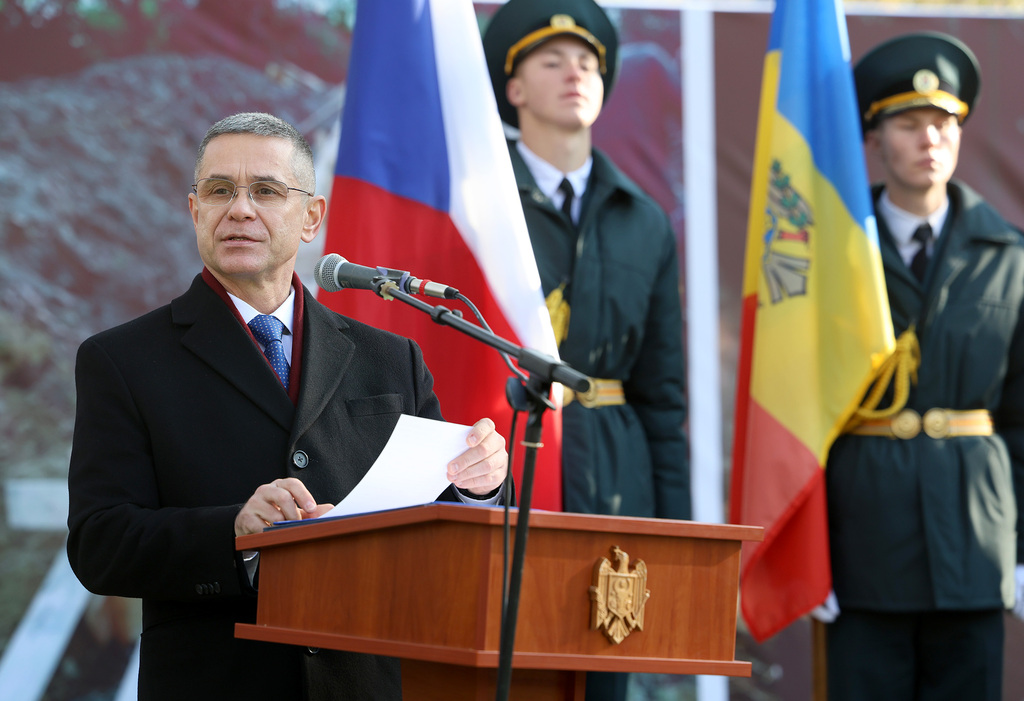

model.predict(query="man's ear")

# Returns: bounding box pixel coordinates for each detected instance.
[864,126,882,155]
[188,193,200,229]
[506,77,524,108]
[301,196,327,244]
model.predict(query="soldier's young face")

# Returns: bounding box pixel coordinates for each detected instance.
[867,107,961,197]
[506,36,604,133]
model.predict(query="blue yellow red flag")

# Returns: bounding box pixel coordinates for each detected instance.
[728,0,895,642]
[317,0,563,509]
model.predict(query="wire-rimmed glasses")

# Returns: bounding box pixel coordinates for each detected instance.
[192,178,313,208]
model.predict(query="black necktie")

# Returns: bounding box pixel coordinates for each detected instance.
[910,223,933,283]
[558,177,575,224]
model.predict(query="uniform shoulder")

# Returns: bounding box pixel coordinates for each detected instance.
[591,148,670,221]
[950,180,1024,247]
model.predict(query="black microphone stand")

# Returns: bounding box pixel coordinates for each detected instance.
[368,279,590,701]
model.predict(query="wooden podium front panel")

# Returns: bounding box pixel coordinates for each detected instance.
[483,528,741,665]
[238,505,760,675]
[254,519,498,652]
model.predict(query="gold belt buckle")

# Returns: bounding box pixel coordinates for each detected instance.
[574,381,602,409]
[890,408,921,439]
[922,408,951,439]
[563,384,600,407]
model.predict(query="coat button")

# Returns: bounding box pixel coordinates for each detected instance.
[292,450,309,469]
[195,584,203,595]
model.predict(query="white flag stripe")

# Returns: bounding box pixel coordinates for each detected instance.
[430,0,558,358]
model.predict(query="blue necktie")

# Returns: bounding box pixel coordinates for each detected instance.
[248,315,290,390]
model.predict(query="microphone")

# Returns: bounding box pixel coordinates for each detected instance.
[313,253,459,299]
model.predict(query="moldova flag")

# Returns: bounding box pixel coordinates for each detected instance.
[728,0,895,642]
[318,0,563,510]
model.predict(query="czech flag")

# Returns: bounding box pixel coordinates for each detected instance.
[728,0,895,642]
[318,0,563,509]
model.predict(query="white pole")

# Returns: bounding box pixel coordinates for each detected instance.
[0,548,92,701]
[682,8,722,546]
[682,8,728,701]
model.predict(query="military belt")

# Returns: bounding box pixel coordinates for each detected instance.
[563,378,625,409]
[848,408,992,440]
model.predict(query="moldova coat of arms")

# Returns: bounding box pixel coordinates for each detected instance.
[589,546,650,644]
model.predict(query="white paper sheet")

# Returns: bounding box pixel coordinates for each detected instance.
[318,414,472,519]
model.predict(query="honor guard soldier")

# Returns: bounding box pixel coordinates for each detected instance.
[825,32,1024,701]
[484,3,691,699]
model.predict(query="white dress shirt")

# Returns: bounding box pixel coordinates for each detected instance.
[877,189,950,268]
[516,140,592,225]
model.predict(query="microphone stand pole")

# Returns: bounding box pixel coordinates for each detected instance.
[370,281,589,701]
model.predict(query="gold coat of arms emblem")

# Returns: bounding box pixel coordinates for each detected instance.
[589,546,650,644]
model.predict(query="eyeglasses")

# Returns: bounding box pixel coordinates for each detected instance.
[192,178,313,208]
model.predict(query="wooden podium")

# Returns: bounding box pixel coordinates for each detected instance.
[236,503,762,700]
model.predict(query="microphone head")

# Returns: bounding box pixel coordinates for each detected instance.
[313,253,346,293]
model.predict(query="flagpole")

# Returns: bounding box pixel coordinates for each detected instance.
[812,619,827,701]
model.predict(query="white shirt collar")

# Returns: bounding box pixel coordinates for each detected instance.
[516,140,592,209]
[228,287,295,336]
[878,189,949,248]
[877,190,949,267]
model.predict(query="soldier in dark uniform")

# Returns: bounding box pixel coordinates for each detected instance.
[825,32,1024,700]
[482,1,691,699]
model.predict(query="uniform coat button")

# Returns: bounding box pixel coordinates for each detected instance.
[292,450,309,469]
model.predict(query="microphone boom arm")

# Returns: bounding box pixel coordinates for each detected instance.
[374,279,591,393]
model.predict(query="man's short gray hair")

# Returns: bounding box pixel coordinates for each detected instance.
[194,112,316,192]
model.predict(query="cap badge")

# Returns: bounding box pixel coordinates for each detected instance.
[913,69,940,94]
[550,14,577,29]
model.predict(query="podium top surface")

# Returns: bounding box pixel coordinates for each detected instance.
[236,503,763,551]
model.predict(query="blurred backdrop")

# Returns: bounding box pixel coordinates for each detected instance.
[1,1,1022,699]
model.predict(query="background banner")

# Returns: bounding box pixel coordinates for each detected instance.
[0,1,1021,699]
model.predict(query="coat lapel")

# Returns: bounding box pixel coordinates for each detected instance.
[919,221,969,332]
[290,289,357,443]
[171,276,294,431]
[877,181,1021,338]
[875,186,961,333]
[919,182,1017,333]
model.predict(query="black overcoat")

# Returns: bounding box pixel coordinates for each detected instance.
[508,143,690,519]
[827,181,1024,611]
[67,274,459,700]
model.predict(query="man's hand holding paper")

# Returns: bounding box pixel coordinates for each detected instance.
[320,415,507,519]
[447,417,507,495]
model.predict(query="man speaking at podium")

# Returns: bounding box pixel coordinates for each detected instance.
[66,112,508,701]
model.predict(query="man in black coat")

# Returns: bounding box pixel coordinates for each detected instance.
[66,112,508,700]
[824,33,1024,701]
